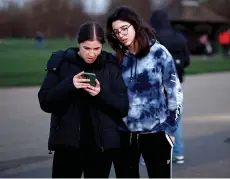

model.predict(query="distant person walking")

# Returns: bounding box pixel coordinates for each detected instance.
[199,34,213,56]
[35,31,45,48]
[150,10,190,164]
[218,29,230,58]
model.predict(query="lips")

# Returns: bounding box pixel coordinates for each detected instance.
[87,58,95,63]
[121,39,128,44]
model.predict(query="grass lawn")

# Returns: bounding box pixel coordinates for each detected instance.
[0,39,230,87]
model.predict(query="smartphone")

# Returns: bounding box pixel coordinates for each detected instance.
[83,72,96,87]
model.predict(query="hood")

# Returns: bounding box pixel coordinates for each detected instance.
[150,11,185,52]
[64,47,118,71]
[150,10,173,31]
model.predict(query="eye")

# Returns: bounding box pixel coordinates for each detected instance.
[113,30,119,34]
[83,47,90,50]
[121,26,128,31]
[94,47,101,50]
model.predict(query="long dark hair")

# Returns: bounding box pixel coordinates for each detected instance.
[77,21,105,44]
[106,6,156,62]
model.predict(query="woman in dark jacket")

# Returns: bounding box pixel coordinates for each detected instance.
[38,22,129,178]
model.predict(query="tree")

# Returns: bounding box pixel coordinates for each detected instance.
[201,0,230,21]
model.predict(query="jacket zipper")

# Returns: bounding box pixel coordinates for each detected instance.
[77,123,81,148]
[49,116,61,154]
[96,111,104,152]
[98,120,104,152]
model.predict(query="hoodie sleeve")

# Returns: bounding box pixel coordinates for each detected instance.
[161,48,183,136]
[38,52,77,114]
[95,58,129,119]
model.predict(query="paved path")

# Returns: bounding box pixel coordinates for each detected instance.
[0,72,230,177]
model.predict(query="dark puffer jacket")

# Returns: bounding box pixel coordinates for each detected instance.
[38,48,129,151]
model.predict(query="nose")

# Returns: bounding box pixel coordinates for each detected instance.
[88,50,95,57]
[118,32,124,38]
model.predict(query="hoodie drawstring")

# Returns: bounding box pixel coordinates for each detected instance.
[130,59,133,82]
[130,133,140,149]
[134,58,137,79]
[129,57,138,82]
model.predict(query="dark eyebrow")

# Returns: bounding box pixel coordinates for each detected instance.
[83,46,90,48]
[83,46,101,49]
[113,24,130,31]
[120,25,129,28]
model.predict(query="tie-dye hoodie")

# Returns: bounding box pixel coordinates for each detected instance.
[120,40,183,136]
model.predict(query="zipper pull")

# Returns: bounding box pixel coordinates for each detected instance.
[137,134,140,148]
[130,133,132,146]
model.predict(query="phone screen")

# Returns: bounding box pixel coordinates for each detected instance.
[83,72,96,87]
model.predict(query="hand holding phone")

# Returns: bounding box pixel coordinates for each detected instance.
[73,71,90,89]
[84,79,100,96]
[82,72,96,87]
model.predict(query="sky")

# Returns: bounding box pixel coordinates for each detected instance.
[0,0,32,8]
[0,0,112,14]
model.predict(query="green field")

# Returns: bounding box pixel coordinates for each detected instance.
[0,39,230,87]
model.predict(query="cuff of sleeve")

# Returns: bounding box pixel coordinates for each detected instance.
[97,85,110,100]
[165,128,175,137]
[65,75,78,91]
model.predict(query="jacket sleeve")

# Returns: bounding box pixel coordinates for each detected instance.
[183,42,190,68]
[95,61,129,119]
[38,52,78,114]
[162,49,183,136]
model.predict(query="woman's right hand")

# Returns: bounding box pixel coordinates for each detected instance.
[73,71,90,89]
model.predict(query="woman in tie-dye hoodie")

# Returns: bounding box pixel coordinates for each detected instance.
[106,6,183,178]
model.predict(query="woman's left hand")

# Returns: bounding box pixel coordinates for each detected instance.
[84,79,101,96]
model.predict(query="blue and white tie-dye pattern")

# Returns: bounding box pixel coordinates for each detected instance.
[120,41,183,136]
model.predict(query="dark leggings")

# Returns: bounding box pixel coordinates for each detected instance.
[115,131,173,178]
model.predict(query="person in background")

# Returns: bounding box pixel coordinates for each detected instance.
[38,22,129,178]
[199,33,213,56]
[150,10,190,164]
[218,29,230,58]
[106,6,183,178]
[35,31,45,48]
